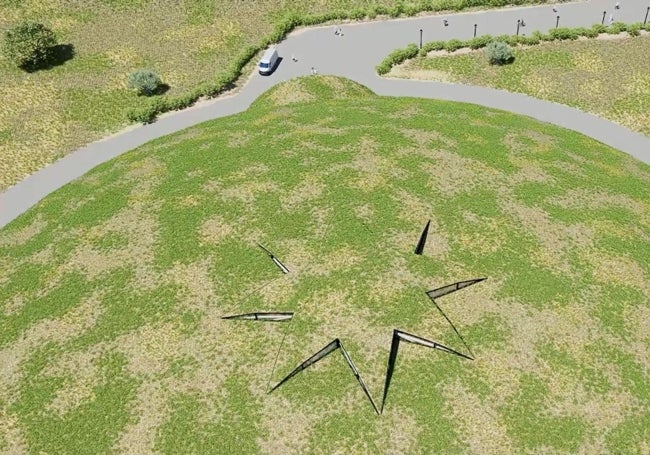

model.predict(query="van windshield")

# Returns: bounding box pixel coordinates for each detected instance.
[260,62,269,68]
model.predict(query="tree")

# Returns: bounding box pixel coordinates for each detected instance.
[485,41,515,65]
[2,21,57,70]
[127,69,163,96]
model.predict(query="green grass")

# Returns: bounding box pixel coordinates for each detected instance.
[0,0,558,191]
[0,76,649,454]
[391,34,650,136]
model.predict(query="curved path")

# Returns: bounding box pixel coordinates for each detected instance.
[1,0,649,230]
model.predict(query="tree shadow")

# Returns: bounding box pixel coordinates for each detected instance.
[21,43,75,72]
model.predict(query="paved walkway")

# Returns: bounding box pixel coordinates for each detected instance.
[1,0,649,230]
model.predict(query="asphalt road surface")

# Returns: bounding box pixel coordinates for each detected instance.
[1,0,649,229]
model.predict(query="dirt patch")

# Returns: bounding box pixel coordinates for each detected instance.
[389,66,457,83]
[163,258,217,313]
[281,175,325,210]
[198,216,233,246]
[0,215,47,247]
[443,379,514,454]
[0,407,27,455]
[257,395,313,455]
[0,291,105,411]
[399,127,457,149]
[547,188,647,216]
[377,408,421,454]
[353,204,374,223]
[500,196,594,275]
[220,181,279,204]
[116,321,184,377]
[268,79,316,106]
[43,344,106,417]
[422,149,504,197]
[113,380,171,455]
[586,252,650,297]
[61,201,160,282]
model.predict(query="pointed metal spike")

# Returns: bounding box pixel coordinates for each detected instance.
[414,219,431,255]
[269,339,340,393]
[425,277,487,300]
[339,341,380,415]
[221,312,294,322]
[395,330,473,360]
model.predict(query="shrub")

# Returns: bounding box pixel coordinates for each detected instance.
[549,27,580,40]
[423,40,446,52]
[128,69,163,96]
[627,23,641,36]
[591,23,607,34]
[485,41,514,65]
[350,8,366,20]
[2,21,57,69]
[608,22,627,33]
[444,38,465,52]
[580,27,599,38]
[126,106,157,124]
[376,43,419,75]
[469,35,493,49]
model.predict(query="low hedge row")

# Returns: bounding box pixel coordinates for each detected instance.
[376,21,650,75]
[126,0,555,124]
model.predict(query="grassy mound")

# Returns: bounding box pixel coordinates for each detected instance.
[0,76,649,454]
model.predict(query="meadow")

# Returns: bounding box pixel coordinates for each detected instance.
[1,76,648,454]
[389,33,650,136]
[0,0,559,191]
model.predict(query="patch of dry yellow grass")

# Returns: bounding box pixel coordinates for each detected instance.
[0,215,48,247]
[422,149,504,197]
[268,79,316,106]
[443,379,514,454]
[198,216,233,246]
[0,291,105,418]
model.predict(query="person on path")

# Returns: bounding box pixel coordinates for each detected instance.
[443,19,449,26]
[311,67,318,75]
[609,13,614,23]
[615,1,620,9]
[552,6,558,13]
[291,54,297,62]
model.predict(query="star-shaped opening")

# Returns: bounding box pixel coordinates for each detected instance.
[223,219,486,415]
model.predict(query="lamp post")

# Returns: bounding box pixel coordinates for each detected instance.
[645,6,649,24]
[419,28,423,49]
[474,23,477,37]
[516,19,521,35]
[602,10,607,24]
[556,15,560,28]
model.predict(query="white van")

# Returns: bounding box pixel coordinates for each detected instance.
[259,47,279,75]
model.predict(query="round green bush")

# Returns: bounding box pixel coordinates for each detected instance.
[2,21,57,69]
[484,41,515,65]
[127,69,163,96]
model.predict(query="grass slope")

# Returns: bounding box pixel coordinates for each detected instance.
[0,76,649,454]
[390,33,650,136]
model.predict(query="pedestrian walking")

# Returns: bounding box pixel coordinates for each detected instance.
[334,26,339,35]
[520,19,526,26]
[311,67,317,75]
[291,54,297,62]
[609,13,614,23]
[614,1,620,9]
[443,19,449,26]
[338,27,344,36]
[552,6,558,13]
